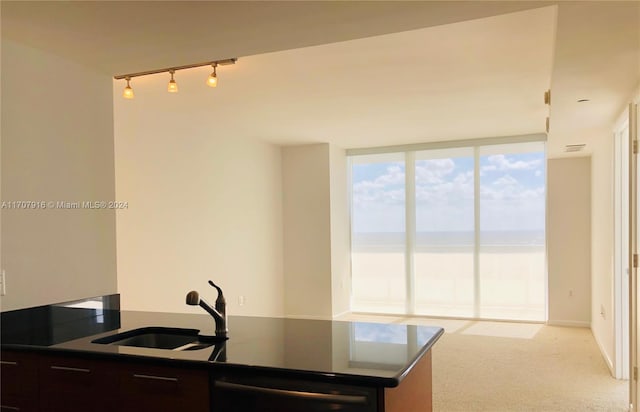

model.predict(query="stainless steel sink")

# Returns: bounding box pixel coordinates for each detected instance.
[92,327,220,351]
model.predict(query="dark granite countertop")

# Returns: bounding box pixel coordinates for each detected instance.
[1,295,444,387]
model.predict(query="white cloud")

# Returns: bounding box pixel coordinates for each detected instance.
[481,182,545,202]
[482,154,542,173]
[493,175,518,186]
[415,170,474,208]
[454,171,473,184]
[520,187,546,199]
[354,159,461,208]
[376,165,405,185]
[353,164,406,206]
[353,154,546,232]
[415,158,456,184]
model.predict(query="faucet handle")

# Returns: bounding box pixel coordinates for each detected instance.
[208,280,223,297]
[208,280,226,310]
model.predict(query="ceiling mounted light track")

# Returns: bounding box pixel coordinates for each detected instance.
[115,58,237,99]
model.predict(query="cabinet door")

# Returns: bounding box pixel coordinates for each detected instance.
[38,354,117,412]
[1,351,39,412]
[117,362,209,412]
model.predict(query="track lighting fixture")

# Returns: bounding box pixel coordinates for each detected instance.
[167,70,178,93]
[206,64,218,88]
[115,58,236,99]
[123,77,134,99]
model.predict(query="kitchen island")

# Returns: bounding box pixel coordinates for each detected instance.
[1,295,443,411]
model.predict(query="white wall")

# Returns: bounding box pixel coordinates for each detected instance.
[547,157,591,326]
[1,39,117,311]
[590,130,616,373]
[114,73,284,317]
[330,145,351,317]
[281,143,352,319]
[282,144,333,318]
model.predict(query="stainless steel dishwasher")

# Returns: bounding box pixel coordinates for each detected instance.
[212,375,378,412]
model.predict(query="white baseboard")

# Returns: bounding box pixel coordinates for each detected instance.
[332,310,350,319]
[546,320,591,327]
[591,327,615,377]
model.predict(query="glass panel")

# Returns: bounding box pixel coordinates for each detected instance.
[414,148,475,317]
[351,153,406,314]
[479,143,546,321]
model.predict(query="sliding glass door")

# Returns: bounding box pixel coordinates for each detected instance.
[349,138,546,321]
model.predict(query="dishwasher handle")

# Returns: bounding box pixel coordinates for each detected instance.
[215,381,369,405]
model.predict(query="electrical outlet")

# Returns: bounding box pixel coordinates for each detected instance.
[238,295,246,306]
[600,304,606,319]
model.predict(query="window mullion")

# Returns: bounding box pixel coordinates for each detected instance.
[474,147,481,319]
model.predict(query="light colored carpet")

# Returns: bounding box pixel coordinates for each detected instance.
[339,314,628,412]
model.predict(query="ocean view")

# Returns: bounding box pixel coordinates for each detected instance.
[350,145,547,321]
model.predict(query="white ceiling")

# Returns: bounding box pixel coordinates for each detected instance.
[120,6,555,149]
[2,1,639,157]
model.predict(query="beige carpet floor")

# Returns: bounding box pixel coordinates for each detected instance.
[339,314,628,412]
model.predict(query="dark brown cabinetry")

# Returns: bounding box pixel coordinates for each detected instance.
[117,362,209,412]
[2,349,433,412]
[1,351,39,412]
[38,354,117,412]
[1,351,209,412]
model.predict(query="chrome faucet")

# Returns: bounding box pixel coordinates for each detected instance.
[186,280,228,338]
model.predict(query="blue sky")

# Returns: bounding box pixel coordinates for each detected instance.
[351,150,546,233]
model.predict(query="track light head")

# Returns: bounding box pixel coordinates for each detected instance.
[206,64,218,88]
[123,77,134,99]
[167,70,178,93]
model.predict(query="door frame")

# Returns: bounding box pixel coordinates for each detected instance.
[615,118,630,380]
[629,101,638,411]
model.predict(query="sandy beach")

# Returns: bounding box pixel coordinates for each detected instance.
[351,250,545,321]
